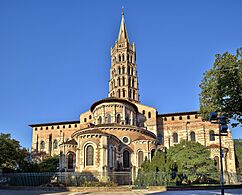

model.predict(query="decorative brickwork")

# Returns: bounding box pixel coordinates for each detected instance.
[30,10,236,183]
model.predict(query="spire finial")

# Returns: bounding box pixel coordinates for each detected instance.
[117,6,129,43]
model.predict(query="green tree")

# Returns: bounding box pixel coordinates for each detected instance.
[199,48,242,127]
[150,150,167,172]
[0,133,29,172]
[234,139,242,173]
[38,155,59,172]
[166,140,219,183]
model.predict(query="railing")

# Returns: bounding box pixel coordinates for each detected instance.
[134,171,241,188]
[0,172,131,187]
[0,171,240,187]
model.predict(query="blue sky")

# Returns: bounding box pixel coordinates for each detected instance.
[0,0,241,149]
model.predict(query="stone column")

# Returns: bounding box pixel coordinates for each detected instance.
[75,136,80,172]
[46,138,49,155]
[103,105,105,123]
[113,104,116,123]
[123,106,125,121]
[131,111,134,125]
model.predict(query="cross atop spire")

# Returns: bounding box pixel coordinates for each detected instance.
[117,8,129,43]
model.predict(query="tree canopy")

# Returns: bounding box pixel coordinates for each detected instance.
[0,133,27,172]
[0,133,59,173]
[136,141,219,186]
[199,48,242,127]
[234,139,242,173]
[166,141,218,177]
[38,155,59,172]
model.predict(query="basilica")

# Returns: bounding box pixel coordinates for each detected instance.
[30,11,236,183]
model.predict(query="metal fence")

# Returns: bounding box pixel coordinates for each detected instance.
[134,171,241,188]
[0,172,131,187]
[0,171,240,187]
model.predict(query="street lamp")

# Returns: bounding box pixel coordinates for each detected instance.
[209,112,228,195]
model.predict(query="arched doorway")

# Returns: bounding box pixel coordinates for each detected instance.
[123,150,130,168]
[67,152,75,170]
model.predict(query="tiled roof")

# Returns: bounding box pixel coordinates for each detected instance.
[90,97,138,112]
[133,135,155,141]
[158,111,198,117]
[29,120,80,127]
[65,139,77,145]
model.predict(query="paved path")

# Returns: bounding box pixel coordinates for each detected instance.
[0,189,242,195]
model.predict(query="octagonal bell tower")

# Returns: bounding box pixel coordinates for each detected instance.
[108,10,139,102]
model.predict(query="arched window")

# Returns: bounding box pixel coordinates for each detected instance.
[151,149,156,159]
[68,153,74,169]
[118,89,121,98]
[132,78,134,87]
[122,89,126,97]
[127,54,129,62]
[126,114,130,125]
[133,91,135,100]
[40,141,45,150]
[118,66,121,74]
[127,66,130,75]
[122,66,125,74]
[118,77,121,86]
[173,132,178,143]
[122,77,125,85]
[117,114,121,123]
[86,145,94,166]
[130,55,133,63]
[128,89,131,98]
[98,116,102,124]
[138,151,144,167]
[209,130,215,141]
[118,55,121,62]
[106,114,111,123]
[131,67,133,76]
[123,150,130,168]
[148,112,151,118]
[53,139,58,149]
[128,77,131,86]
[109,146,114,168]
[190,131,196,142]
[122,54,124,61]
[214,156,219,170]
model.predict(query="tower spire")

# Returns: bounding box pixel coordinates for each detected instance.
[109,9,140,102]
[117,7,129,43]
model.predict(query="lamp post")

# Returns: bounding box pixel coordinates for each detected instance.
[209,112,228,195]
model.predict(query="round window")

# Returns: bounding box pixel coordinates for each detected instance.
[122,136,129,144]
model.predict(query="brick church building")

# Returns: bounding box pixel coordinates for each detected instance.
[30,10,236,183]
